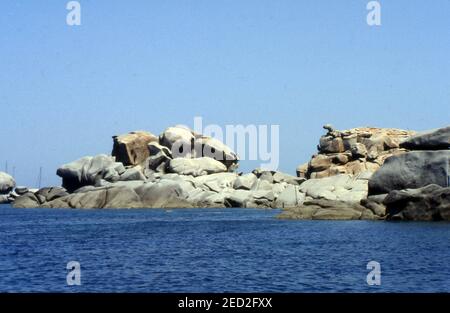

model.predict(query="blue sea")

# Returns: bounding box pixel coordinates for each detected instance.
[0,204,448,292]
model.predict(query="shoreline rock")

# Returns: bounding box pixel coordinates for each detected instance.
[112,131,158,166]
[400,126,450,150]
[0,172,15,195]
[368,150,450,195]
[0,172,17,204]
[277,199,382,220]
[296,126,414,179]
[383,184,450,221]
[11,124,450,221]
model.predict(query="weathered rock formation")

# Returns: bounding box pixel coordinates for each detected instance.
[400,126,450,150]
[112,131,158,166]
[368,150,450,195]
[278,199,379,220]
[159,126,239,171]
[12,123,450,221]
[0,172,15,194]
[57,124,239,193]
[0,172,16,204]
[277,173,382,220]
[383,185,450,221]
[0,172,37,205]
[167,157,227,177]
[286,124,449,221]
[159,126,195,152]
[13,170,302,209]
[15,124,299,209]
[364,125,450,221]
[299,174,368,203]
[56,154,126,192]
[193,136,239,171]
[297,125,414,179]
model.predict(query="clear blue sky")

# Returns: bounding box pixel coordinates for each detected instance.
[1,0,449,187]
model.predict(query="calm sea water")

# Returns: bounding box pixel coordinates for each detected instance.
[0,204,449,292]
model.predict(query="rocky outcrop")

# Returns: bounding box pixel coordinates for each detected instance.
[0,172,15,194]
[193,136,239,171]
[286,124,449,221]
[15,186,29,195]
[299,174,369,203]
[137,180,194,208]
[159,126,196,153]
[363,124,450,221]
[0,172,17,204]
[146,142,172,173]
[167,157,227,177]
[12,123,449,222]
[35,187,69,203]
[56,154,126,192]
[368,150,450,195]
[159,126,239,171]
[14,169,300,209]
[55,125,240,195]
[383,185,450,221]
[360,194,387,217]
[277,173,379,219]
[119,166,146,181]
[278,199,380,220]
[400,126,450,150]
[24,124,238,208]
[0,194,10,204]
[233,173,257,190]
[297,125,414,179]
[12,192,40,208]
[13,180,192,209]
[273,184,305,208]
[112,131,158,166]
[8,124,388,219]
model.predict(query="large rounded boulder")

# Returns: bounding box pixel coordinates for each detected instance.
[0,172,15,194]
[400,126,450,150]
[369,150,450,195]
[56,154,124,192]
[297,125,414,179]
[194,136,239,171]
[112,131,158,166]
[159,126,195,156]
[159,126,239,171]
[383,184,450,221]
[168,157,227,177]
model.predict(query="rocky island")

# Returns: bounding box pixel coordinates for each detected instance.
[4,124,450,221]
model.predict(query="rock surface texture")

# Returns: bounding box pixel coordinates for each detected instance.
[400,126,450,150]
[364,125,450,221]
[0,172,15,194]
[112,131,158,166]
[0,172,17,204]
[383,185,450,221]
[12,124,450,221]
[297,125,414,179]
[368,150,450,195]
[56,154,125,192]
